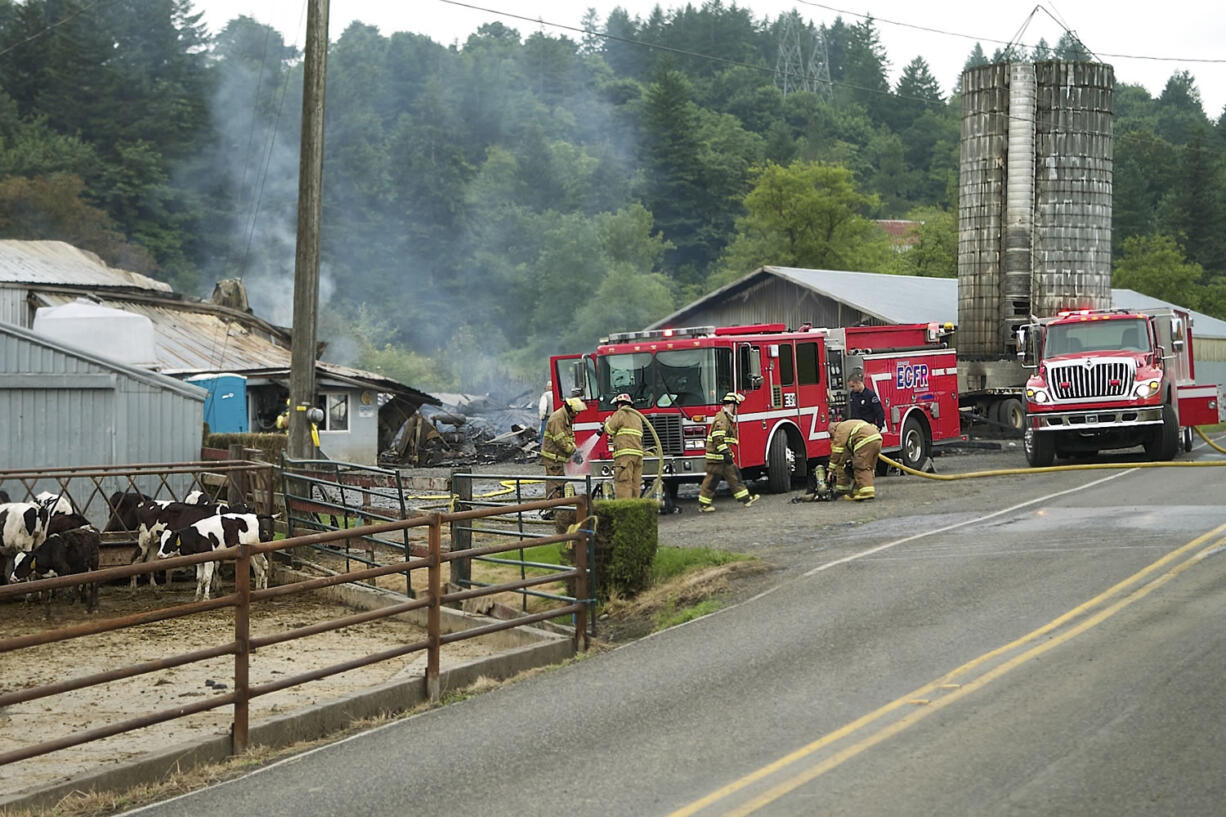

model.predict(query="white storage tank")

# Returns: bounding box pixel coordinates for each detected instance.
[32,298,159,367]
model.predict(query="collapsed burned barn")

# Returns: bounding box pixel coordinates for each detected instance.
[381,390,540,467]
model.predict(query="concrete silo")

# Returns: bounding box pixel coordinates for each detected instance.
[957,60,1114,421]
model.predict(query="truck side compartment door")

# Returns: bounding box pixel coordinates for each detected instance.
[795,340,829,453]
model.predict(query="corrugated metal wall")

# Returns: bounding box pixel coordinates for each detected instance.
[662,276,881,331]
[0,286,29,328]
[0,329,203,470]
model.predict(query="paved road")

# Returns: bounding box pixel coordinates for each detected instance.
[127,442,1226,817]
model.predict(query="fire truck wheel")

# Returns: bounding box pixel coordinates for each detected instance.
[1183,427,1193,453]
[994,398,1025,431]
[766,432,793,493]
[899,415,930,471]
[1144,404,1179,461]
[1024,428,1055,467]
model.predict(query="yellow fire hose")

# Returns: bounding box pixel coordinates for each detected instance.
[878,426,1226,480]
[1196,426,1226,454]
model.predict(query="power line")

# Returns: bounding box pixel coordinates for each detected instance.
[0,0,118,60]
[794,0,1226,65]
[433,0,947,109]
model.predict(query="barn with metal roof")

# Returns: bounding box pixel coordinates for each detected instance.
[0,240,438,464]
[0,321,205,471]
[650,266,1226,388]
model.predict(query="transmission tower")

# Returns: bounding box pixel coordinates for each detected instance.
[807,27,833,100]
[774,12,805,96]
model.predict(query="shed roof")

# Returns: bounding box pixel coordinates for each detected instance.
[31,289,439,406]
[0,320,206,400]
[0,240,172,292]
[652,267,1226,340]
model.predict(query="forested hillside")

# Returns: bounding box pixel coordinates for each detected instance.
[1,0,1223,391]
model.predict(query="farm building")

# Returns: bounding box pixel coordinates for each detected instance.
[648,266,1226,389]
[0,240,438,464]
[0,320,205,472]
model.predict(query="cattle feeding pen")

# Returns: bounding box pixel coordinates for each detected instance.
[0,493,591,768]
[0,452,279,566]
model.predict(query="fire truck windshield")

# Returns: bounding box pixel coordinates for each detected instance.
[596,348,732,410]
[1044,318,1149,356]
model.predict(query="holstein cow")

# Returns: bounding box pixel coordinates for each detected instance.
[0,501,50,585]
[129,500,230,591]
[35,491,74,517]
[156,513,270,601]
[103,490,154,533]
[10,528,101,612]
[46,512,93,537]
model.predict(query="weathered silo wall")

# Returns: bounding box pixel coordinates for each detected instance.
[1031,61,1114,316]
[957,60,1114,358]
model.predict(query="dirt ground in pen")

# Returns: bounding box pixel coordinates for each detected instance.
[0,578,498,796]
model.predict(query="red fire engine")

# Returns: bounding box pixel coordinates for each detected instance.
[550,322,961,499]
[1019,307,1225,466]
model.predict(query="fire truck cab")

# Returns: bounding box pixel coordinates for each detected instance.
[550,322,960,500]
[1018,307,1224,466]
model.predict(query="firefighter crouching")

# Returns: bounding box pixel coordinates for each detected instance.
[602,393,644,499]
[827,419,883,501]
[540,397,585,528]
[698,392,759,512]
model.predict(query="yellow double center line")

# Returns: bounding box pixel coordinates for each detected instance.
[668,520,1226,817]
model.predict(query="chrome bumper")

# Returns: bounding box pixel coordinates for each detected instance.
[1031,406,1164,431]
[589,455,707,478]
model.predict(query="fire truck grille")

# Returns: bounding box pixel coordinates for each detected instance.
[1048,360,1134,400]
[647,415,684,456]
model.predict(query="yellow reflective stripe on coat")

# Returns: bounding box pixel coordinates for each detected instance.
[541,450,567,462]
[613,449,644,458]
[853,432,882,450]
[612,427,643,438]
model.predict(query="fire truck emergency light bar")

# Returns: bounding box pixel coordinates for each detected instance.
[602,323,802,344]
[602,325,716,343]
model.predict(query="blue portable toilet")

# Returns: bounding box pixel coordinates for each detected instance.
[186,373,249,433]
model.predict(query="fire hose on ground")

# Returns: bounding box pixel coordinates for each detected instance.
[797,426,1226,501]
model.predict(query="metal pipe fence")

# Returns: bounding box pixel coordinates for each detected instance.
[449,472,603,634]
[0,456,278,536]
[0,493,590,768]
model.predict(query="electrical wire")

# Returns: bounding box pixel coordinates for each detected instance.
[432,0,949,110]
[794,0,1226,65]
[0,0,118,60]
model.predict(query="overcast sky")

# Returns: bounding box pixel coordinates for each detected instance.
[193,0,1226,117]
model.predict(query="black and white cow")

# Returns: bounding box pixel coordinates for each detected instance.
[35,491,74,517]
[156,513,269,600]
[0,489,10,503]
[10,528,101,612]
[46,512,93,537]
[129,500,231,591]
[0,501,51,585]
[103,490,154,533]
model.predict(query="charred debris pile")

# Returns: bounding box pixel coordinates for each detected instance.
[381,388,540,467]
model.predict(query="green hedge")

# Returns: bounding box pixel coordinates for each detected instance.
[204,432,288,463]
[591,498,658,600]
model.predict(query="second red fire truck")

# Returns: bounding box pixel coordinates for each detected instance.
[550,321,961,501]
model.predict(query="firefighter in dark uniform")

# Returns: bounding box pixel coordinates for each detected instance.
[602,393,644,499]
[827,418,883,500]
[847,368,885,429]
[698,393,759,512]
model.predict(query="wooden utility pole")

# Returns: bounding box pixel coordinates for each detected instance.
[288,0,330,459]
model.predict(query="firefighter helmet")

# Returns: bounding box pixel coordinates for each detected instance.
[564,397,586,413]
[613,393,633,406]
[722,392,745,405]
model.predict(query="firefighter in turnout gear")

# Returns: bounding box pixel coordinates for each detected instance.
[698,393,759,512]
[540,396,585,504]
[827,419,883,501]
[603,393,644,499]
